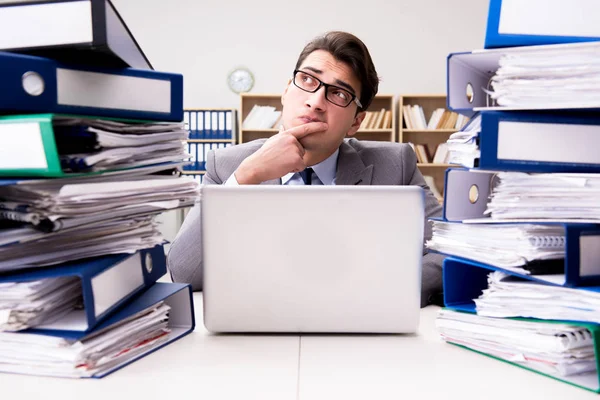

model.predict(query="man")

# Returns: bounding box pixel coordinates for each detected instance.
[168,31,445,307]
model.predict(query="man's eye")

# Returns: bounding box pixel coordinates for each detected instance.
[302,75,313,84]
[332,90,349,100]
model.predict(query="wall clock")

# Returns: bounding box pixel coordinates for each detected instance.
[227,67,254,93]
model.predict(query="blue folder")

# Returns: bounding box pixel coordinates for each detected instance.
[431,221,600,287]
[484,0,600,49]
[0,51,183,121]
[16,282,195,379]
[478,111,600,173]
[443,256,600,313]
[0,0,152,69]
[446,42,600,116]
[2,245,166,334]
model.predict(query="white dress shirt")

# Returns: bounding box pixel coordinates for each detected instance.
[225,149,339,186]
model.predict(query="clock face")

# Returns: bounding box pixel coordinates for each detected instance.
[227,68,254,94]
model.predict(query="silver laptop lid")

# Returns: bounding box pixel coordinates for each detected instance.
[201,185,424,333]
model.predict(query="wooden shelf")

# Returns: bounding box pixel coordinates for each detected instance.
[403,129,457,133]
[239,93,396,144]
[417,163,454,167]
[398,94,466,197]
[181,171,205,175]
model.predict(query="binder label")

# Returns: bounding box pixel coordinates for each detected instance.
[57,68,172,113]
[0,0,93,49]
[0,122,47,169]
[498,0,600,37]
[91,253,145,317]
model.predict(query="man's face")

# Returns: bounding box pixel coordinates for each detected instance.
[281,50,365,166]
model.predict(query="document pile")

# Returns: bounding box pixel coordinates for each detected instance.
[487,45,600,108]
[446,114,481,168]
[475,271,600,324]
[0,277,80,331]
[0,0,196,379]
[0,300,172,378]
[434,0,600,393]
[427,221,565,272]
[52,116,189,172]
[0,282,192,378]
[437,309,597,378]
[486,172,600,221]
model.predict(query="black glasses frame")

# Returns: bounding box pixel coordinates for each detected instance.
[292,69,363,109]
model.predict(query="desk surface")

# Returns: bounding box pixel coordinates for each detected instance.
[2,293,598,400]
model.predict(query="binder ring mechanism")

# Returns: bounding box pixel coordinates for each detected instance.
[22,71,45,96]
[465,82,474,104]
[145,253,153,274]
[468,184,479,204]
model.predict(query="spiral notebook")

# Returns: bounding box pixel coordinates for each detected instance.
[437,308,600,392]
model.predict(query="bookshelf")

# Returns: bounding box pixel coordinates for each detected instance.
[239,93,395,144]
[398,95,466,199]
[183,108,237,184]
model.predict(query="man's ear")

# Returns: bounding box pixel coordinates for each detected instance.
[346,111,367,137]
[281,79,292,105]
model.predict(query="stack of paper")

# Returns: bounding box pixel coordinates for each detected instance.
[437,309,596,377]
[426,221,565,271]
[446,113,481,168]
[486,172,600,221]
[0,301,170,378]
[475,271,600,324]
[0,217,162,271]
[0,277,81,331]
[0,163,199,270]
[487,45,600,108]
[53,117,189,172]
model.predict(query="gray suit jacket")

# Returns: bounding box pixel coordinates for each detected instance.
[168,138,446,307]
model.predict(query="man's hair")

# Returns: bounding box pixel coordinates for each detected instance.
[294,31,380,111]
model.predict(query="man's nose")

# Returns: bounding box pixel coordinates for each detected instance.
[305,86,327,111]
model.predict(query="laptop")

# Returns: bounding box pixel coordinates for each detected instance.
[201,185,424,333]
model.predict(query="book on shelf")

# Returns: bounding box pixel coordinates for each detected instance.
[359,109,390,130]
[403,105,469,130]
[242,105,281,129]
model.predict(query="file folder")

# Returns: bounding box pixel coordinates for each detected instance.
[0,0,152,69]
[443,256,600,312]
[478,111,600,173]
[2,245,167,334]
[0,51,183,121]
[432,223,600,287]
[446,41,600,115]
[484,0,600,49]
[0,113,186,177]
[3,282,195,378]
[439,307,600,393]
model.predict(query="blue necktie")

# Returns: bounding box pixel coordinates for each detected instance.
[299,167,313,185]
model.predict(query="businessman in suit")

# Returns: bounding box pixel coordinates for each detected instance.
[168,31,445,307]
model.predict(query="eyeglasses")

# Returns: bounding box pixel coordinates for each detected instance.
[292,70,362,108]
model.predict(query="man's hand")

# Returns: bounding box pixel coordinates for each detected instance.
[234,122,328,184]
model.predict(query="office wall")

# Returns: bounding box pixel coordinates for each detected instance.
[113,0,489,109]
[109,0,489,241]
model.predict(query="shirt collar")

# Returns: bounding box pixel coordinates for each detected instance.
[281,148,339,185]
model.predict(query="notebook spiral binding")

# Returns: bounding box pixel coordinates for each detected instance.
[528,236,566,248]
[558,328,593,346]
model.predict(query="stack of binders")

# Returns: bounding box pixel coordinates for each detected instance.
[0,0,195,378]
[430,0,600,393]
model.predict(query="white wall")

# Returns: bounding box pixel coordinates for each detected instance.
[113,0,489,109]
[109,0,489,242]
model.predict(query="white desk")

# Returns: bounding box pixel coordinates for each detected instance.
[1,293,598,400]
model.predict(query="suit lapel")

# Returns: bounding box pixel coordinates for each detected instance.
[335,141,373,185]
